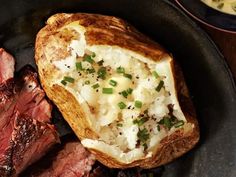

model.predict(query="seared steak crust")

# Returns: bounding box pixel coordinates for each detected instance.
[0,49,60,177]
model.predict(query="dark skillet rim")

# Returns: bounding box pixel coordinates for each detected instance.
[175,0,236,34]
[166,0,236,94]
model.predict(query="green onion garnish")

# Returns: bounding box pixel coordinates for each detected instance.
[102,88,113,94]
[137,128,149,143]
[118,102,126,109]
[143,143,148,150]
[117,123,123,127]
[133,117,148,126]
[85,80,90,85]
[109,80,117,87]
[157,125,160,131]
[217,3,224,9]
[144,109,148,114]
[98,67,106,79]
[84,55,94,63]
[87,68,95,74]
[61,80,67,86]
[97,60,104,66]
[123,73,132,80]
[158,116,181,130]
[121,90,128,98]
[137,128,150,150]
[152,71,159,78]
[174,120,185,128]
[135,100,142,108]
[139,117,148,125]
[232,4,236,12]
[163,117,172,130]
[76,62,83,71]
[170,116,178,123]
[92,83,100,89]
[158,118,164,125]
[116,66,125,73]
[91,52,96,58]
[63,76,75,83]
[133,119,139,124]
[127,88,133,94]
[155,80,164,92]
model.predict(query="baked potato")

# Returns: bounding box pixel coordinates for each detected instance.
[35,13,199,169]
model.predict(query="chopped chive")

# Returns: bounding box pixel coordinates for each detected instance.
[139,117,148,125]
[84,55,94,63]
[217,3,224,9]
[152,71,159,78]
[170,115,178,123]
[98,67,106,79]
[117,123,123,127]
[61,80,67,86]
[158,118,164,125]
[87,68,95,74]
[158,116,181,130]
[144,110,148,115]
[135,100,142,108]
[91,52,96,58]
[97,60,104,66]
[92,83,100,89]
[76,62,83,71]
[155,80,164,92]
[137,128,149,143]
[123,73,132,80]
[116,66,125,73]
[232,4,236,12]
[163,117,172,130]
[143,143,148,150]
[64,76,75,83]
[174,120,185,128]
[157,125,160,131]
[118,102,126,109]
[121,90,128,98]
[133,119,139,124]
[133,117,148,126]
[109,80,117,87]
[84,80,90,85]
[127,88,133,94]
[102,88,113,94]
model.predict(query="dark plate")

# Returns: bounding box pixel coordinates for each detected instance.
[175,0,236,33]
[0,0,236,176]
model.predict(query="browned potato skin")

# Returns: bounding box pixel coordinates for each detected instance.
[35,13,199,169]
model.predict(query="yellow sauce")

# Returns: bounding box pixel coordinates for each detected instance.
[201,0,236,15]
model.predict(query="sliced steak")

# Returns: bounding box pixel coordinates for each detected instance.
[14,66,52,123]
[21,137,95,177]
[0,48,15,83]
[0,49,60,177]
[0,48,15,111]
[11,114,58,176]
[0,78,14,110]
[34,141,95,177]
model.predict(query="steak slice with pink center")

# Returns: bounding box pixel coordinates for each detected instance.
[0,49,60,177]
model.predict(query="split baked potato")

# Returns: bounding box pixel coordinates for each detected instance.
[35,13,199,169]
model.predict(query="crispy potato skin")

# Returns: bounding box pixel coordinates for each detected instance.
[35,13,199,169]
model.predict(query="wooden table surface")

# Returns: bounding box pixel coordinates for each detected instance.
[201,26,236,79]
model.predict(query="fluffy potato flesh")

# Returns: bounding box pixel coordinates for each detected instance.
[35,13,199,168]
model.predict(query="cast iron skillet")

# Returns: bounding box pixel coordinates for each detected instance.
[0,0,236,176]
